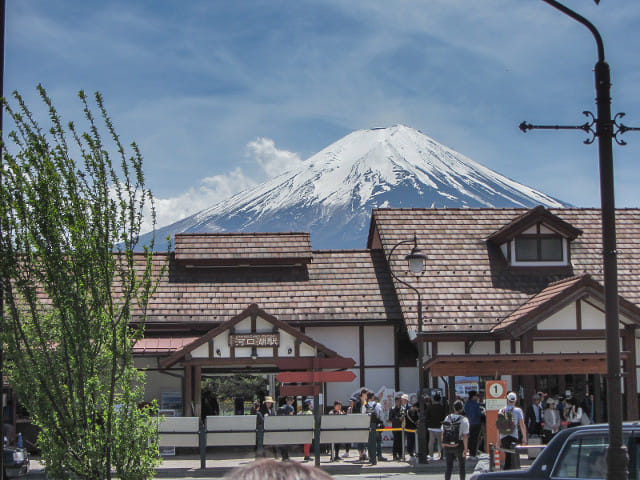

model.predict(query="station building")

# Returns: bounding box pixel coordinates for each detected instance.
[133,206,640,420]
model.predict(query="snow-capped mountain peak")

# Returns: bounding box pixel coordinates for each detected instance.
[143,125,567,249]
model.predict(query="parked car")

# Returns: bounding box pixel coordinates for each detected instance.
[2,444,29,478]
[471,422,639,480]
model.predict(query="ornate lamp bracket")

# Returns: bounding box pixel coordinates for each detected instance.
[520,111,638,146]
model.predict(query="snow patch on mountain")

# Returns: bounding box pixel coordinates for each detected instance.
[140,125,567,250]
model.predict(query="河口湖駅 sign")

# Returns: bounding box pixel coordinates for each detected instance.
[230,333,280,347]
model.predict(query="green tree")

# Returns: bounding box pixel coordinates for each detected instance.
[0,85,163,479]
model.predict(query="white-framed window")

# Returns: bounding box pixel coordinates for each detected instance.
[504,223,569,267]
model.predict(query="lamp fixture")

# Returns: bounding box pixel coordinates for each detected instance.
[251,346,258,360]
[405,234,427,275]
[216,348,221,356]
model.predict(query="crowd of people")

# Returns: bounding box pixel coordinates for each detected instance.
[233,385,595,478]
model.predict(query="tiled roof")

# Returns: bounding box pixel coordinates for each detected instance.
[371,208,640,334]
[490,275,589,335]
[133,248,402,327]
[174,232,312,265]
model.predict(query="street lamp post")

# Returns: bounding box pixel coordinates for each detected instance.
[520,2,639,478]
[387,234,428,464]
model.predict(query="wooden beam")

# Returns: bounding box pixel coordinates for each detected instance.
[425,353,628,377]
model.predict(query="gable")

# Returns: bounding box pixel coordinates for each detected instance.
[160,303,342,368]
[495,275,640,337]
[487,205,582,245]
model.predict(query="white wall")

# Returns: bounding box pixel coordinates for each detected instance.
[325,369,360,406]
[212,330,230,357]
[364,367,395,393]
[533,339,606,354]
[304,326,359,361]
[538,303,576,330]
[470,341,495,354]
[438,341,466,355]
[500,340,513,353]
[581,301,604,329]
[364,326,395,366]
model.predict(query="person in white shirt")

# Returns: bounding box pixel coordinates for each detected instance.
[441,400,469,480]
[567,397,584,428]
[542,398,560,444]
[497,392,527,470]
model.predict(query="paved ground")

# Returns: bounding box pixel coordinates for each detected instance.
[25,449,509,479]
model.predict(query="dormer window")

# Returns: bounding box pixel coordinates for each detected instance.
[515,234,563,262]
[509,225,568,266]
[487,206,582,268]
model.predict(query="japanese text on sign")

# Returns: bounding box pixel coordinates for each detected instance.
[230,333,280,347]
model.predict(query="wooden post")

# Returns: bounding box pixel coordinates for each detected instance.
[185,365,193,416]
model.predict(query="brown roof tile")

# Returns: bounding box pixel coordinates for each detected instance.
[372,208,640,334]
[132,248,402,327]
[174,232,312,265]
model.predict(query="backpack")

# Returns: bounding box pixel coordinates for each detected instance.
[441,415,462,446]
[496,408,516,435]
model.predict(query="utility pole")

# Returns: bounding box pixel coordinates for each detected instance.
[520,2,639,479]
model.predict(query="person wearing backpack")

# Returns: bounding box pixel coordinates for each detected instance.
[441,400,469,480]
[365,391,383,465]
[496,392,527,470]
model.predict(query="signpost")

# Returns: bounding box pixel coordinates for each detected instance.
[276,370,356,384]
[275,356,356,467]
[275,357,356,370]
[485,380,507,459]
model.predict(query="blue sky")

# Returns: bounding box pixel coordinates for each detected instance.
[5,0,640,230]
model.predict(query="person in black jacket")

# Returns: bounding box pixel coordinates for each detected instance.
[405,400,419,458]
[389,395,404,461]
[525,393,543,437]
[426,394,446,460]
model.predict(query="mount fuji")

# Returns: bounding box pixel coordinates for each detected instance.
[142,125,567,250]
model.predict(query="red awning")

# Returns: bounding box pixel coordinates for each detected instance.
[133,337,199,354]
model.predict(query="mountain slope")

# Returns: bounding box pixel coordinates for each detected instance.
[142,125,567,250]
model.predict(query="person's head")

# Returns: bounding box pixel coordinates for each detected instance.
[264,396,274,407]
[303,399,312,411]
[333,400,342,411]
[453,400,464,413]
[468,391,478,401]
[286,396,294,404]
[401,393,409,405]
[395,395,401,406]
[433,394,441,403]
[532,393,541,404]
[360,388,368,400]
[224,458,334,480]
[507,392,517,405]
[366,391,375,402]
[569,397,577,406]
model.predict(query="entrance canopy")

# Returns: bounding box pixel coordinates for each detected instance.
[424,352,630,377]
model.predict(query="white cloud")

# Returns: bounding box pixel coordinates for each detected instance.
[143,138,302,232]
[245,137,304,178]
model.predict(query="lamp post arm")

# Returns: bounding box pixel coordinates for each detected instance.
[541,0,604,62]
[386,239,421,307]
[386,237,427,464]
